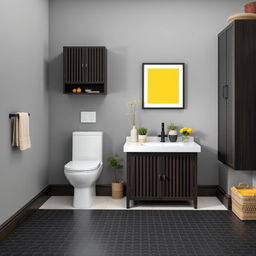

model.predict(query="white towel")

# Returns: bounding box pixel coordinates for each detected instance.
[18,112,31,151]
[12,112,31,150]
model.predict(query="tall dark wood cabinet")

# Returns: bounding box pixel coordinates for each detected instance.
[63,46,107,94]
[218,20,256,170]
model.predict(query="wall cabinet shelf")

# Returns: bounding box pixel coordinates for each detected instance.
[63,46,107,94]
[218,20,256,170]
[126,153,198,209]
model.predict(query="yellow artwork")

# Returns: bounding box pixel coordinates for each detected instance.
[143,63,184,109]
[148,68,179,104]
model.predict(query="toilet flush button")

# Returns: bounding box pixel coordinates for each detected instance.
[81,111,96,123]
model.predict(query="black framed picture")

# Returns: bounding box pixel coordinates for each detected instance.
[142,63,184,109]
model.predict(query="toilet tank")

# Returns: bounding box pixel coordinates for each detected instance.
[72,132,103,161]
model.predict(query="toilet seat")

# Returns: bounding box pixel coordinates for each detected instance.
[65,160,101,172]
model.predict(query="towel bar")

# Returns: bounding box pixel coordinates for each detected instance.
[9,113,30,119]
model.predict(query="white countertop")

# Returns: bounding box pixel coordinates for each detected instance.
[123,136,201,153]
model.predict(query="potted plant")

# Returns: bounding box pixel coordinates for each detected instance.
[167,123,178,142]
[137,127,148,143]
[128,100,140,142]
[107,154,124,199]
[180,127,193,142]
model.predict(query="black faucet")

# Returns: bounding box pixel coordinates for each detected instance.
[158,122,167,142]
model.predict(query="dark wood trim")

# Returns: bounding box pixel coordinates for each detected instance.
[0,186,51,242]
[50,184,217,197]
[197,185,217,196]
[50,184,125,197]
[50,184,74,196]
[216,185,231,210]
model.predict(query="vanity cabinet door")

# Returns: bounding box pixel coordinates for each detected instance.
[159,154,197,199]
[127,153,161,199]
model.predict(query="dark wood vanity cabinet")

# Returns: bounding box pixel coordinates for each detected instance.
[63,46,107,94]
[126,153,198,209]
[218,21,256,170]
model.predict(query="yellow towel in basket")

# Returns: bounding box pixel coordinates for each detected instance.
[232,187,256,196]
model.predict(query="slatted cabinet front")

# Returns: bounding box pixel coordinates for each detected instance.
[127,153,197,208]
[63,46,107,94]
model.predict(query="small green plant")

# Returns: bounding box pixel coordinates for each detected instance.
[137,127,148,135]
[167,122,178,131]
[107,154,123,183]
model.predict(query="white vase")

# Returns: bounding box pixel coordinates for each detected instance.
[130,126,137,142]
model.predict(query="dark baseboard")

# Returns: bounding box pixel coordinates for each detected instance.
[50,184,116,196]
[50,184,74,196]
[0,185,51,242]
[197,185,217,196]
[216,185,231,210]
[50,184,216,197]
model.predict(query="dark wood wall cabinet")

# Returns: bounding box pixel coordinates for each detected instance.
[63,46,107,94]
[218,20,256,170]
[126,153,198,209]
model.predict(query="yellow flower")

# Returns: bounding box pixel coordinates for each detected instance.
[187,128,193,134]
[180,128,184,133]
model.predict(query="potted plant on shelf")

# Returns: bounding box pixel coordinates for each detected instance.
[128,100,140,142]
[137,127,148,143]
[107,154,124,199]
[167,123,178,142]
[180,127,193,142]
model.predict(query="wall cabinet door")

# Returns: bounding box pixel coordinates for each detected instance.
[64,47,86,84]
[86,47,105,83]
[64,47,106,84]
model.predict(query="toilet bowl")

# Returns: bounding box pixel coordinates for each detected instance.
[64,132,103,208]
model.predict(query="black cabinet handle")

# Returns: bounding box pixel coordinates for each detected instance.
[159,174,167,181]
[223,85,229,99]
[162,175,167,181]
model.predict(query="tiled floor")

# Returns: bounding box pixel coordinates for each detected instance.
[0,210,255,256]
[40,196,227,210]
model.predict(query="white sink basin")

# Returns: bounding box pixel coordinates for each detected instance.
[123,137,201,153]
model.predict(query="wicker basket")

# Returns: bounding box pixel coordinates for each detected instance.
[231,183,256,220]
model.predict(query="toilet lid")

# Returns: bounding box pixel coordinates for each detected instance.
[65,160,101,172]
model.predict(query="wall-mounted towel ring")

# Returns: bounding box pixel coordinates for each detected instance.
[9,113,30,119]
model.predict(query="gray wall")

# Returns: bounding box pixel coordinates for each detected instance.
[0,0,49,225]
[253,173,256,187]
[218,163,254,194]
[49,0,247,185]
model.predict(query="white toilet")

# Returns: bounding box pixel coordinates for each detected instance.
[64,131,103,208]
